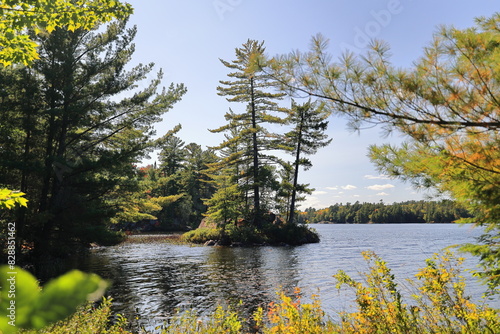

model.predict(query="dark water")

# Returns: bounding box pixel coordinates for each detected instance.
[79,224,497,329]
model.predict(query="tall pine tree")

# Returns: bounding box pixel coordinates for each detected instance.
[213,39,285,226]
[0,19,186,258]
[281,99,331,223]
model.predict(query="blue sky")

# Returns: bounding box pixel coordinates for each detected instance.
[124,0,498,209]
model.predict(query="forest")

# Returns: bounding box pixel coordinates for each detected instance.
[0,21,331,258]
[298,200,472,225]
[0,2,499,333]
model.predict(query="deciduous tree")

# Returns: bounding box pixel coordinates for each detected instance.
[0,0,133,66]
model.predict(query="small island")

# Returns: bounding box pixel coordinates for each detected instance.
[182,213,320,246]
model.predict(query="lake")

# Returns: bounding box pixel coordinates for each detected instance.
[79,223,497,329]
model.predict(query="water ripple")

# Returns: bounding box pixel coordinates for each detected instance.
[80,224,494,329]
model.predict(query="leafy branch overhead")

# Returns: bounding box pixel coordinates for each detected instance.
[269,17,500,133]
[0,0,133,66]
[0,189,27,210]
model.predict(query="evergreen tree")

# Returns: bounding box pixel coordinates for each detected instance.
[281,99,331,223]
[0,19,186,257]
[212,39,285,226]
[159,135,186,176]
[203,168,244,228]
[155,139,218,228]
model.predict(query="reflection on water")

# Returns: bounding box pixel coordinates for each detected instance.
[84,243,303,326]
[78,224,495,328]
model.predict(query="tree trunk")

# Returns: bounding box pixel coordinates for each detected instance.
[249,77,261,227]
[289,112,305,224]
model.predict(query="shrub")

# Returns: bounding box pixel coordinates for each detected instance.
[333,250,500,334]
[181,228,223,244]
[262,223,320,245]
[225,224,265,244]
[254,288,336,334]
[160,306,242,334]
[20,298,132,334]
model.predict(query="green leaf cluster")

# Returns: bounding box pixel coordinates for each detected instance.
[0,266,107,333]
[0,189,27,210]
[0,0,133,66]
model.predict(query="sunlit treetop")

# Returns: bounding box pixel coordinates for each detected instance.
[0,0,133,66]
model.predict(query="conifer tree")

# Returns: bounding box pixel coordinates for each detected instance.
[0,19,186,256]
[282,100,331,223]
[213,39,285,226]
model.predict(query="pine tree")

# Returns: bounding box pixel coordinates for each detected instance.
[212,39,285,226]
[0,19,186,257]
[282,100,331,224]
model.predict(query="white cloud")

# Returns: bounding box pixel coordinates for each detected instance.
[366,184,395,191]
[313,190,328,195]
[326,186,338,190]
[341,185,357,190]
[299,196,322,209]
[353,194,360,198]
[376,192,389,196]
[364,174,391,180]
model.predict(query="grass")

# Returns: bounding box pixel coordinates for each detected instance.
[121,233,185,244]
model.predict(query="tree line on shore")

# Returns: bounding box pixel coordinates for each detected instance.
[298,199,472,224]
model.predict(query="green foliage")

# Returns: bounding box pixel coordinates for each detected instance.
[262,222,320,245]
[271,12,500,289]
[0,0,133,66]
[181,228,224,244]
[224,224,263,245]
[212,39,286,226]
[281,99,331,223]
[0,266,107,333]
[78,225,126,246]
[460,229,500,295]
[0,189,27,210]
[20,298,131,334]
[182,221,319,246]
[203,171,245,228]
[156,140,218,229]
[0,19,186,255]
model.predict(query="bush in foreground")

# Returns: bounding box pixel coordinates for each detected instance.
[20,298,131,334]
